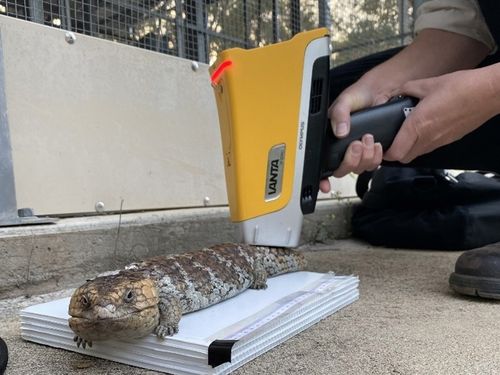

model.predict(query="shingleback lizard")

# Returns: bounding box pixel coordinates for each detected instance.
[68,243,306,348]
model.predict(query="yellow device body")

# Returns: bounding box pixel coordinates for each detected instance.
[210,28,329,222]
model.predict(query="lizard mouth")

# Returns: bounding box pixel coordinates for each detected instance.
[69,305,158,321]
[68,306,160,341]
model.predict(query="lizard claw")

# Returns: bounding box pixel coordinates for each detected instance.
[154,324,178,339]
[253,283,268,290]
[74,336,92,349]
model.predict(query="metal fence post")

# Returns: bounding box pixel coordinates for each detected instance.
[64,0,72,31]
[400,0,412,45]
[175,0,186,59]
[0,42,19,225]
[194,0,207,63]
[290,0,301,36]
[29,0,45,24]
[272,0,279,42]
[243,0,249,48]
[318,0,332,29]
[57,0,69,30]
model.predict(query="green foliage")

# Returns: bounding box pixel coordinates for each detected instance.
[207,0,320,63]
[207,0,412,65]
[331,0,412,66]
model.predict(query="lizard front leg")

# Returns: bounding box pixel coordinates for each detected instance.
[154,295,182,338]
[250,259,268,289]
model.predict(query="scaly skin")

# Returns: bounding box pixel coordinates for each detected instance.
[68,243,306,348]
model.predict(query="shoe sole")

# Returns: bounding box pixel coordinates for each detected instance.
[449,273,500,300]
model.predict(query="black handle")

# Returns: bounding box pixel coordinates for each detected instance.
[321,96,418,178]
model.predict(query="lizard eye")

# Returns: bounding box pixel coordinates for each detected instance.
[80,295,90,308]
[124,290,134,303]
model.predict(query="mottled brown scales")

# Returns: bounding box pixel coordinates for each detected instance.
[68,243,306,348]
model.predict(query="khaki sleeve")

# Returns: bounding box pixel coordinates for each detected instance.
[414,0,497,53]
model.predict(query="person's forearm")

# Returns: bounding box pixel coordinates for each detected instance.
[361,28,491,96]
[476,62,500,118]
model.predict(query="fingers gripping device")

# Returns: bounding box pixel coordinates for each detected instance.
[209,28,416,248]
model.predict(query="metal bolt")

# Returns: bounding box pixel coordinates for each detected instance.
[191,61,199,72]
[203,197,210,206]
[95,201,105,213]
[65,32,76,44]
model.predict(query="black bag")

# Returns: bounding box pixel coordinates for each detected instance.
[351,167,500,250]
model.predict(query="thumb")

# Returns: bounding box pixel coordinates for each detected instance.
[328,90,373,138]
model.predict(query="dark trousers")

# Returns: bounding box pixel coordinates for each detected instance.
[329,47,500,173]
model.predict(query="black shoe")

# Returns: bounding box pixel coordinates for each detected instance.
[449,244,500,299]
[0,337,7,375]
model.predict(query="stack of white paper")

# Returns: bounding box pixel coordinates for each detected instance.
[20,272,359,375]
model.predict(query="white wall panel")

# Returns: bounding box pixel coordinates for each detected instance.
[1,16,227,214]
[0,15,356,216]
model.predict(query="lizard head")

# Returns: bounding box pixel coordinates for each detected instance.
[68,272,160,342]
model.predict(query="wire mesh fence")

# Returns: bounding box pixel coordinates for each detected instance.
[0,0,413,65]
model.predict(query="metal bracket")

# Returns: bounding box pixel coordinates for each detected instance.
[0,30,57,227]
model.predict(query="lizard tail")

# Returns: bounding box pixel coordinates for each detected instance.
[252,246,307,277]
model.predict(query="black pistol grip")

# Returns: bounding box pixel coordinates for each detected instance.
[321,96,418,178]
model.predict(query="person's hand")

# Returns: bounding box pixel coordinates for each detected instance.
[385,66,500,163]
[319,29,491,194]
[319,81,396,193]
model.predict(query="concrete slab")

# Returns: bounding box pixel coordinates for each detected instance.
[0,200,354,299]
[2,239,500,374]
